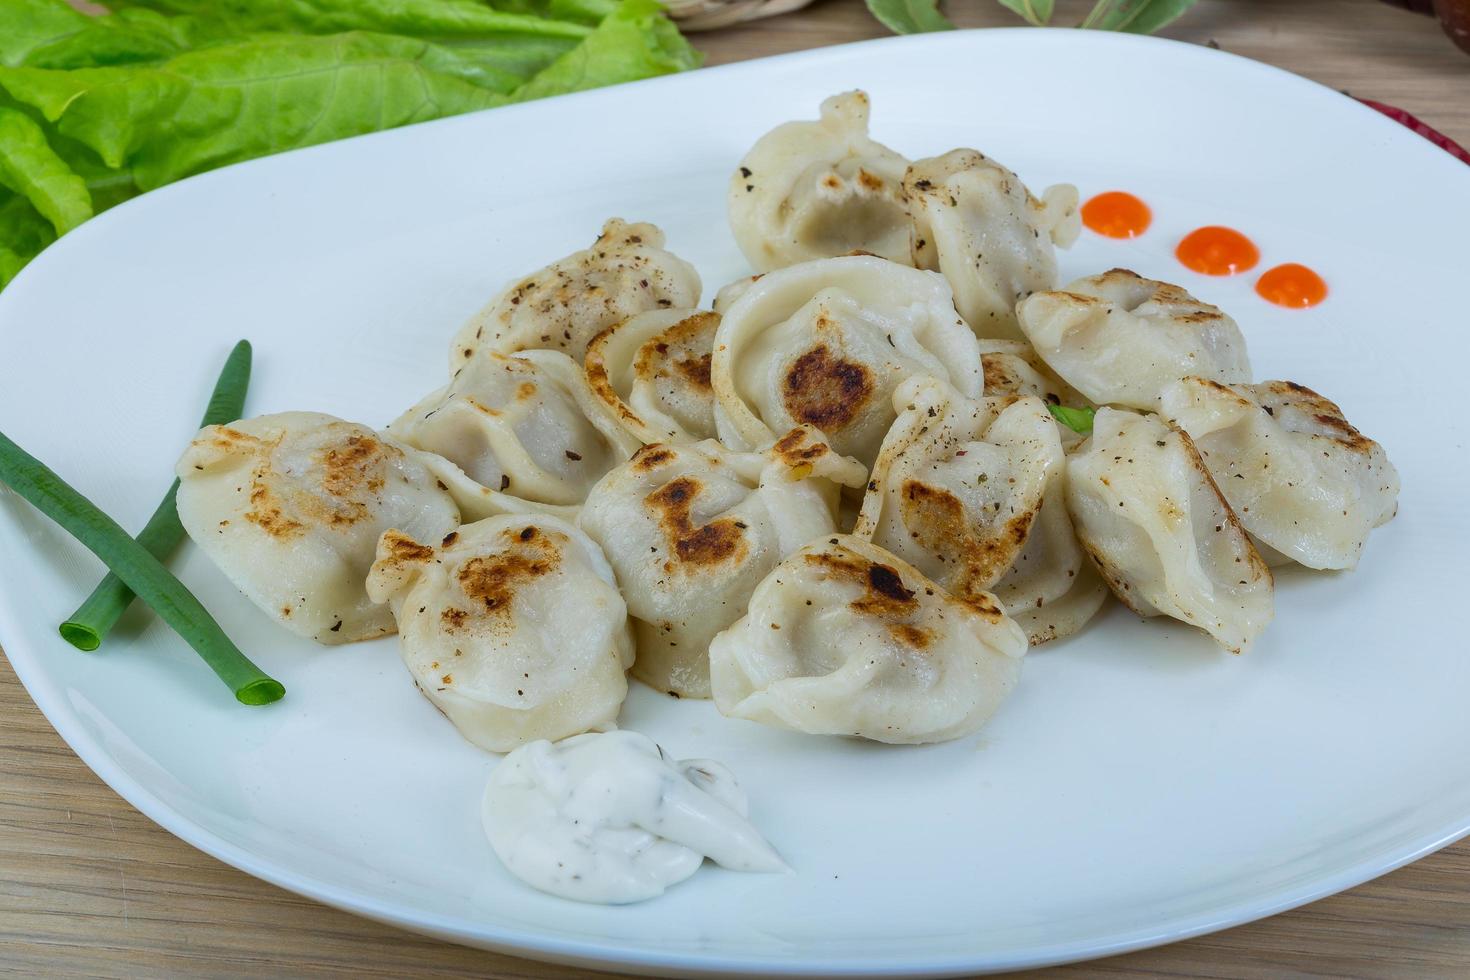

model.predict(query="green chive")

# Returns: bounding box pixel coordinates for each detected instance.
[0,428,283,706]
[59,341,253,652]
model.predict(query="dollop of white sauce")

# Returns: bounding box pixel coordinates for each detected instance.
[482,730,789,903]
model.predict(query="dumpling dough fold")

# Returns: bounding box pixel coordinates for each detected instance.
[728,91,911,271]
[580,427,866,699]
[710,534,1027,745]
[1160,377,1399,570]
[1066,408,1274,652]
[367,514,633,752]
[176,412,461,644]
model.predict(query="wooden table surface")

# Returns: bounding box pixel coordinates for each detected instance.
[3,1,1468,976]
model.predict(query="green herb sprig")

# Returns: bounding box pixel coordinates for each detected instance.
[0,426,283,705]
[1049,403,1097,435]
[59,340,251,652]
[867,0,1196,35]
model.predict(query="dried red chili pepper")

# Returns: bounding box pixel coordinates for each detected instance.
[1356,98,1470,165]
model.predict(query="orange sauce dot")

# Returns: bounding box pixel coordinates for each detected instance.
[1175,226,1260,276]
[1081,191,1152,239]
[1255,263,1327,308]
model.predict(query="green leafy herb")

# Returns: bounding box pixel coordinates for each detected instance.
[870,0,1195,34]
[1048,404,1097,435]
[1079,0,1196,33]
[0,427,283,705]
[864,0,954,35]
[120,0,594,42]
[60,340,252,652]
[994,0,1054,27]
[0,192,56,284]
[0,0,698,289]
[514,0,699,100]
[0,107,92,236]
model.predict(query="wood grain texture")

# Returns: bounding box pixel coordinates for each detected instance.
[3,1,1468,976]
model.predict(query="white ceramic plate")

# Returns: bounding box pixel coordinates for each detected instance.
[2,28,1468,978]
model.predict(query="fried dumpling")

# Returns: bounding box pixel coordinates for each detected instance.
[728,91,911,272]
[709,535,1026,745]
[711,254,984,467]
[390,349,637,507]
[854,376,1059,600]
[451,219,701,367]
[582,308,721,446]
[904,148,1080,341]
[853,375,1106,645]
[1066,408,1274,652]
[366,515,633,752]
[1160,377,1400,570]
[176,412,461,644]
[579,429,866,699]
[1018,269,1251,410]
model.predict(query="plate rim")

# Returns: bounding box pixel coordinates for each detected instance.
[3,25,1468,978]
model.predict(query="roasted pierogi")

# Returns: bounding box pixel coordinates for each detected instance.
[729,91,911,271]
[451,218,701,366]
[1160,377,1399,569]
[579,428,866,699]
[711,254,983,467]
[904,148,1080,340]
[710,534,1027,744]
[1066,408,1274,653]
[367,515,633,752]
[391,349,638,507]
[1018,269,1251,410]
[176,412,461,644]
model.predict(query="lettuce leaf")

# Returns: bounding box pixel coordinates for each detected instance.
[115,0,593,41]
[0,106,92,235]
[0,192,57,286]
[0,0,699,288]
[0,0,95,67]
[490,0,620,26]
[512,0,698,100]
[0,32,509,188]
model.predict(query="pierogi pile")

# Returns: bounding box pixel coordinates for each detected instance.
[174,91,1400,751]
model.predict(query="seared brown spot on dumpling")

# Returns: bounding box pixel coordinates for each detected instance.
[863,562,915,608]
[781,346,873,431]
[802,549,920,618]
[244,481,304,539]
[208,426,261,451]
[1260,380,1377,454]
[899,479,1038,590]
[672,352,712,390]
[441,607,469,629]
[887,622,932,648]
[631,444,677,472]
[645,476,748,568]
[981,354,1022,394]
[632,311,719,392]
[955,589,1007,623]
[300,434,398,528]
[381,531,436,563]
[456,527,561,618]
[770,427,831,466]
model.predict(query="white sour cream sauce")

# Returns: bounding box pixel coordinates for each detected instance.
[482,730,788,903]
